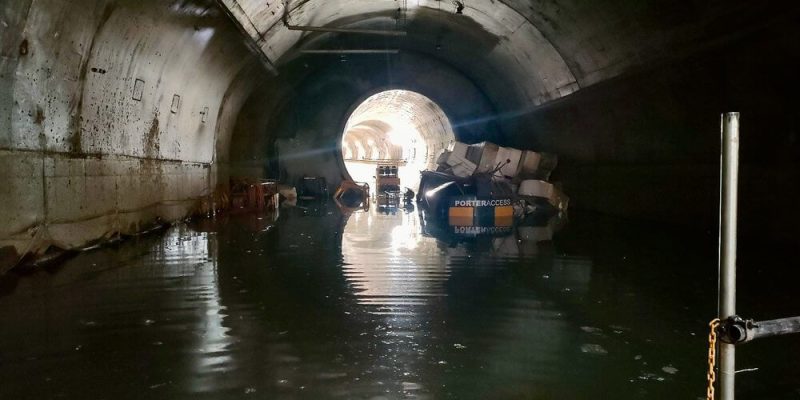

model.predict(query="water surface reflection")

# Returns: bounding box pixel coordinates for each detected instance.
[1,206,798,399]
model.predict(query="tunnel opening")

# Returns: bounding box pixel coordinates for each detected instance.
[340,90,455,193]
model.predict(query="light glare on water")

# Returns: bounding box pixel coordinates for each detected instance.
[0,204,798,399]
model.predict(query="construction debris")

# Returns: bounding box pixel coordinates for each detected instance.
[419,141,568,224]
[335,180,370,209]
[518,179,569,211]
[375,165,402,207]
[278,185,298,207]
[297,176,329,200]
[229,179,279,212]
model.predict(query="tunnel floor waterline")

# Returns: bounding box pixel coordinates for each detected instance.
[0,206,798,399]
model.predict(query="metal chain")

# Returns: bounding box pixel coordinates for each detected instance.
[707,318,721,400]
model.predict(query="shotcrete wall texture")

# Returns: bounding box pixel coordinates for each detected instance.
[223,0,796,197]
[0,0,261,270]
[3,0,799,272]
[343,89,454,170]
[229,52,498,190]
[521,20,800,243]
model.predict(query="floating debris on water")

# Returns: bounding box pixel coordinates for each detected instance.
[580,326,603,335]
[662,366,678,375]
[580,343,608,355]
[317,372,347,379]
[638,372,665,382]
[609,324,629,332]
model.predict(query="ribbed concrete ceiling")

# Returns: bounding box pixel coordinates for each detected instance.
[219,0,777,107]
[221,0,577,106]
[340,90,454,188]
[343,90,454,168]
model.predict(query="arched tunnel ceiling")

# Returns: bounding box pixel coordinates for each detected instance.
[344,90,454,168]
[219,0,780,107]
[221,0,578,105]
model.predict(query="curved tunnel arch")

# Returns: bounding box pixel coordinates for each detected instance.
[230,0,580,105]
[341,89,455,189]
[221,1,587,190]
[229,50,501,191]
[3,0,798,267]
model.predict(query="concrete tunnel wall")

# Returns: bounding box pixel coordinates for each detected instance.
[228,52,500,188]
[0,0,263,269]
[3,0,800,272]
[222,2,800,244]
[517,19,800,244]
[342,90,455,171]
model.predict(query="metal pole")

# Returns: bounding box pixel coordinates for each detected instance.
[719,112,740,400]
[744,316,800,342]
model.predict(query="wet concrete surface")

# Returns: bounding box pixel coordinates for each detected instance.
[1,203,799,399]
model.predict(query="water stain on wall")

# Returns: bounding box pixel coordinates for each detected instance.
[33,106,44,125]
[18,39,28,56]
[144,116,161,158]
[69,4,117,155]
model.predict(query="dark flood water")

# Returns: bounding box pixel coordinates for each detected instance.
[1,204,798,399]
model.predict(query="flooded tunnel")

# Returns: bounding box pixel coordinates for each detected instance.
[2,0,800,398]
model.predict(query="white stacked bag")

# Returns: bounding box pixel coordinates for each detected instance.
[434,141,568,213]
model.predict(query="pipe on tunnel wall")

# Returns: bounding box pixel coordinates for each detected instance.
[0,0,264,271]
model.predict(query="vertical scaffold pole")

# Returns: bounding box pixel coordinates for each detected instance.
[719,112,740,400]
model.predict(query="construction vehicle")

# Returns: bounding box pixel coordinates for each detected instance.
[375,164,401,207]
[334,180,370,212]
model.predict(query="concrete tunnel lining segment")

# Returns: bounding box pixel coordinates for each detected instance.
[230,50,501,193]
[2,0,799,270]
[340,89,455,190]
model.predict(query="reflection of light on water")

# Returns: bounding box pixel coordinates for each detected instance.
[157,227,235,393]
[193,260,231,367]
[338,210,589,398]
[390,219,419,253]
[340,210,448,397]
[341,210,449,307]
[159,228,209,262]
[549,255,593,295]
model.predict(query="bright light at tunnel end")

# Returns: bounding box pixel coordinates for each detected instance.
[341,90,455,190]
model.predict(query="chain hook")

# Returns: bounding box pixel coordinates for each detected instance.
[707,318,721,400]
